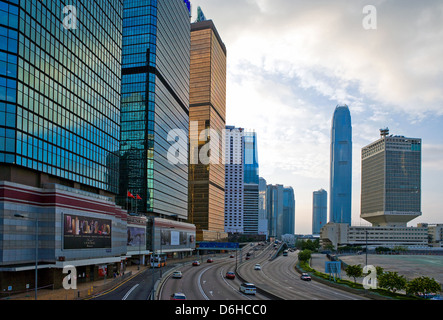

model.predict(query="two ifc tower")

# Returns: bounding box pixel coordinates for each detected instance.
[329,105,353,225]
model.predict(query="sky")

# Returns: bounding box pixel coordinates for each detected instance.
[190,0,443,234]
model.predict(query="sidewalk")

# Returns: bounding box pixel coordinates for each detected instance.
[3,264,149,301]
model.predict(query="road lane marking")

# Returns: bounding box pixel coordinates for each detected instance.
[122,284,139,300]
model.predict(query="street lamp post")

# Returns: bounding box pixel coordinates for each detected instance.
[14,214,38,300]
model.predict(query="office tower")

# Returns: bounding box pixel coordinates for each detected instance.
[282,187,295,235]
[224,126,244,233]
[119,0,191,220]
[361,129,422,227]
[258,177,268,238]
[243,131,259,235]
[188,12,227,242]
[313,189,328,235]
[266,184,295,239]
[0,0,127,289]
[329,104,352,225]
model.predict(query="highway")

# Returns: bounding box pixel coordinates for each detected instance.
[158,243,369,300]
[158,249,270,300]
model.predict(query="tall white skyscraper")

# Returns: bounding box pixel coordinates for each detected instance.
[224,126,244,233]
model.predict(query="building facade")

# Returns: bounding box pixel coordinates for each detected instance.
[224,126,244,234]
[188,16,227,242]
[266,184,295,239]
[320,222,428,250]
[243,131,259,235]
[313,189,327,235]
[0,0,126,290]
[258,177,268,237]
[361,129,422,227]
[118,0,191,221]
[329,105,352,225]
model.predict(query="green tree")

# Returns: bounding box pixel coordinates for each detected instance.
[406,276,441,298]
[345,264,363,283]
[378,271,407,293]
[298,249,312,262]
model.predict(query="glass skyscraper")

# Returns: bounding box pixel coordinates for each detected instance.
[329,104,352,225]
[313,189,327,235]
[361,129,422,227]
[0,0,122,195]
[243,130,259,234]
[118,0,191,220]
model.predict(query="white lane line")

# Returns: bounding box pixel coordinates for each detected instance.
[197,267,211,300]
[122,284,139,300]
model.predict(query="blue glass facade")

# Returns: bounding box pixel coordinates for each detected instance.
[282,187,295,235]
[312,189,327,234]
[243,131,259,184]
[329,105,352,225]
[0,0,122,194]
[119,0,190,219]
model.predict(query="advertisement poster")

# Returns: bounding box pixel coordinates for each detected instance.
[63,214,112,249]
[127,227,146,247]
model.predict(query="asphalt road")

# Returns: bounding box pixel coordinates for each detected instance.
[238,248,368,300]
[158,252,270,301]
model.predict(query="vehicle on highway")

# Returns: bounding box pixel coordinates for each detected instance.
[170,293,187,300]
[245,256,250,260]
[172,271,182,279]
[254,264,261,270]
[239,283,256,295]
[300,273,311,281]
[192,260,200,266]
[226,271,236,280]
[207,258,214,263]
[283,250,288,256]
[230,254,235,258]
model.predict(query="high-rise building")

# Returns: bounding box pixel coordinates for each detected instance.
[118,0,191,221]
[266,184,295,239]
[313,189,328,235]
[0,0,127,289]
[243,131,259,235]
[329,104,352,225]
[282,187,295,235]
[188,12,227,242]
[224,126,244,234]
[258,177,268,238]
[361,129,422,227]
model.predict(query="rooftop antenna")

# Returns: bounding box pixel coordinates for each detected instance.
[380,128,389,138]
[195,6,207,22]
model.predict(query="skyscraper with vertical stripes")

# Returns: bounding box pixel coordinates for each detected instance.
[329,105,352,225]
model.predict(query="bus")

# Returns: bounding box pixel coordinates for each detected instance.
[150,255,167,268]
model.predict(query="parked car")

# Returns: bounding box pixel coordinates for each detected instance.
[300,273,311,281]
[254,264,261,270]
[239,283,256,295]
[192,260,200,266]
[172,271,182,279]
[170,293,187,300]
[226,271,236,280]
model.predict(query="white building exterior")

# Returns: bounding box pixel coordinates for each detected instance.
[320,222,429,249]
[224,126,244,233]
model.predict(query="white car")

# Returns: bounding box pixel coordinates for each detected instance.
[239,283,256,295]
[172,271,182,279]
[254,264,261,270]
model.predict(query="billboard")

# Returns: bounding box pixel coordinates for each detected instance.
[63,214,112,249]
[127,226,146,248]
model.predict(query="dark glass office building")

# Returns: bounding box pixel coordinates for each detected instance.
[0,0,122,195]
[243,131,259,235]
[0,0,129,290]
[329,104,352,225]
[118,0,191,220]
[312,189,327,235]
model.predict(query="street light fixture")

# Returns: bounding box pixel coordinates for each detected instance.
[14,214,38,300]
